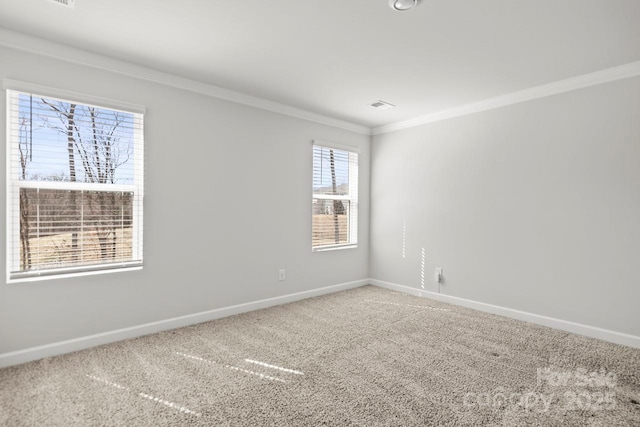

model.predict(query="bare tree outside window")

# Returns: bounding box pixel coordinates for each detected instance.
[10,92,141,276]
[312,144,357,250]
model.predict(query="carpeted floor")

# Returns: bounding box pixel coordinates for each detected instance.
[1,285,639,426]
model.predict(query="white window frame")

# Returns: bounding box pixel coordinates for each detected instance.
[4,80,144,283]
[312,140,358,252]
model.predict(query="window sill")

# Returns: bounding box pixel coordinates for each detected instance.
[312,244,357,253]
[7,263,143,284]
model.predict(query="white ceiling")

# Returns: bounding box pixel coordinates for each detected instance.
[1,0,639,129]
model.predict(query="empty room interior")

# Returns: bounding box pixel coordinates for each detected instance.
[0,0,639,425]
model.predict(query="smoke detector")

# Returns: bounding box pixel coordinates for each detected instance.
[370,100,396,110]
[389,0,419,11]
[49,0,75,8]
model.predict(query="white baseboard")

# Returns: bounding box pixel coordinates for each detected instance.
[0,279,368,368]
[369,279,640,349]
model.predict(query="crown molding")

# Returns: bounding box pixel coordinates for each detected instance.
[0,27,371,136]
[3,27,638,138]
[372,60,640,135]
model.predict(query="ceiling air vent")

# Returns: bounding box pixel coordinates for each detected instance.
[370,100,396,110]
[49,0,75,8]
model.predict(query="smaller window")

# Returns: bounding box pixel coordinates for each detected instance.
[312,143,358,250]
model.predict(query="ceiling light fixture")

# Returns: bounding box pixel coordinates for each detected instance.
[389,0,419,11]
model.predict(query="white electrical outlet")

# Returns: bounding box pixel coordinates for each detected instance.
[278,269,286,281]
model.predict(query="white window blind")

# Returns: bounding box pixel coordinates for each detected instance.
[6,89,144,281]
[312,143,358,250]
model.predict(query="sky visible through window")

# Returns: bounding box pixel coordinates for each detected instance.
[313,145,350,195]
[17,93,135,184]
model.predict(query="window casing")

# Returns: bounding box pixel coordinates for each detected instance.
[6,85,144,282]
[312,142,358,251]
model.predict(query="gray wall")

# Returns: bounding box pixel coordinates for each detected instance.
[0,46,370,354]
[1,40,638,356]
[371,76,640,336]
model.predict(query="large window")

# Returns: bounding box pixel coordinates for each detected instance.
[312,142,358,250]
[6,85,144,281]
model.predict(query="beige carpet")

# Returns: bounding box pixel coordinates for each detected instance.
[1,285,639,426]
